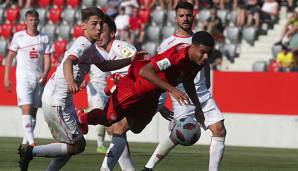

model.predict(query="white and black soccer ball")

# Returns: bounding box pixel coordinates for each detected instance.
[170,117,201,146]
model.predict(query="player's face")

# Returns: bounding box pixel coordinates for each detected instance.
[189,44,213,66]
[25,15,39,32]
[176,8,194,31]
[97,23,113,49]
[82,16,103,42]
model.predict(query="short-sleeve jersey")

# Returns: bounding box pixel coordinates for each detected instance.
[42,36,105,106]
[158,34,210,102]
[9,30,51,80]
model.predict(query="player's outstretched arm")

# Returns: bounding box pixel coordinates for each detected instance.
[139,63,190,106]
[96,58,132,72]
[63,55,79,94]
[4,50,16,92]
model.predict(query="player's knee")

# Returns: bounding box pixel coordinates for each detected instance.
[210,122,226,137]
[68,138,86,155]
[111,126,128,135]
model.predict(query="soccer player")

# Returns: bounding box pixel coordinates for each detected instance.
[17,7,140,171]
[85,14,136,170]
[3,9,52,147]
[78,31,215,170]
[143,2,226,171]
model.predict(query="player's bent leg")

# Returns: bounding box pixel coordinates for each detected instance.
[96,125,107,154]
[208,121,226,171]
[46,155,71,171]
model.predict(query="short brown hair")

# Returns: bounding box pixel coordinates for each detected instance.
[25,9,39,18]
[81,7,104,22]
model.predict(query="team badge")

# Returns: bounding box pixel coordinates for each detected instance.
[157,58,171,71]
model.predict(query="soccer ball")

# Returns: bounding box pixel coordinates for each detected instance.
[170,117,201,146]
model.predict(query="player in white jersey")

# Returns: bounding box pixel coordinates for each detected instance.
[17,7,141,171]
[143,2,226,171]
[83,14,136,171]
[4,9,52,147]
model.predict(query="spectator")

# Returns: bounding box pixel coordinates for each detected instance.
[106,0,122,18]
[129,7,145,48]
[259,0,279,24]
[114,7,131,42]
[203,8,224,42]
[275,11,298,46]
[276,44,296,72]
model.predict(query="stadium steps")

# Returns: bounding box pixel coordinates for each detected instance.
[225,7,288,71]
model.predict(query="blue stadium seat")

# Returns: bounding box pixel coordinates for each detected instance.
[142,41,157,55]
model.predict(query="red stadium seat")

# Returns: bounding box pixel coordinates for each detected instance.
[14,23,26,32]
[5,5,20,24]
[72,24,84,38]
[0,22,13,40]
[48,5,63,24]
[53,38,68,66]
[38,0,51,8]
[138,8,150,24]
[67,0,81,8]
[53,0,65,8]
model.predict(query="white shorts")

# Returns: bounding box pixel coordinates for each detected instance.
[86,82,108,109]
[16,79,44,107]
[173,97,224,129]
[42,102,83,144]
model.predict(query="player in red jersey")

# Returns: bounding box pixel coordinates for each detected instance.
[78,31,214,169]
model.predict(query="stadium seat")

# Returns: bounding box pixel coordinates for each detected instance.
[252,61,268,72]
[81,0,94,7]
[72,23,84,38]
[217,9,228,25]
[14,23,26,32]
[36,8,47,25]
[0,7,5,24]
[142,41,157,55]
[95,0,107,7]
[242,26,257,46]
[228,10,237,24]
[151,9,165,25]
[75,9,82,22]
[62,6,76,24]
[57,22,71,40]
[197,10,210,23]
[53,38,68,65]
[161,23,176,40]
[0,37,8,58]
[38,0,51,8]
[166,10,176,25]
[271,44,282,58]
[53,0,65,8]
[5,4,20,23]
[41,22,57,41]
[19,8,30,22]
[0,22,13,40]
[225,26,241,44]
[146,24,161,42]
[48,5,63,23]
[67,0,81,8]
[138,8,150,24]
[223,43,237,62]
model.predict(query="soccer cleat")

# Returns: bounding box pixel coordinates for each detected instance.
[18,144,33,171]
[96,146,107,154]
[76,108,89,134]
[142,167,153,171]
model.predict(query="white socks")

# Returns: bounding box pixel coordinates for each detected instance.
[145,136,176,169]
[209,137,225,171]
[118,143,135,171]
[97,125,105,147]
[32,143,68,157]
[22,115,35,145]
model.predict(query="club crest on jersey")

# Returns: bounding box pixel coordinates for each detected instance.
[157,58,171,71]
[120,47,134,58]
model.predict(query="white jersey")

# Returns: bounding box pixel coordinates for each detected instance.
[42,36,105,106]
[158,34,211,103]
[9,30,51,80]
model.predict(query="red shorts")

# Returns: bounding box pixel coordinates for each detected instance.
[104,76,160,133]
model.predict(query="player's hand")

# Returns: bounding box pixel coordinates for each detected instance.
[4,77,12,92]
[38,74,47,85]
[169,87,190,106]
[104,73,124,95]
[159,106,174,121]
[195,106,206,129]
[131,51,148,62]
[67,82,80,94]
[79,79,88,89]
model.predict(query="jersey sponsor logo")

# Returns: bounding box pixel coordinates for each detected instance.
[29,48,39,58]
[120,47,134,58]
[157,58,171,71]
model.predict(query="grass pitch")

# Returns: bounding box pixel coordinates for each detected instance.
[1,137,298,171]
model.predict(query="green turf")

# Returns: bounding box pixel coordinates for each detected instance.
[1,137,298,171]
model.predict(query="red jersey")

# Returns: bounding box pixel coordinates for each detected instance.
[128,43,198,96]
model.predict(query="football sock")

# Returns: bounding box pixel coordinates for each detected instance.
[101,134,126,170]
[209,137,225,171]
[22,115,35,145]
[97,125,105,147]
[32,143,68,157]
[86,108,108,125]
[22,118,36,144]
[145,136,176,169]
[118,141,135,171]
[46,155,71,171]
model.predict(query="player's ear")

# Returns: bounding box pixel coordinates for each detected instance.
[110,31,116,39]
[81,22,87,30]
